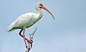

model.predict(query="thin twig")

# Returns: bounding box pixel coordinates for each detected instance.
[29,28,37,40]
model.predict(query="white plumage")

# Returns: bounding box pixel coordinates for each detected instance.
[7,13,40,32]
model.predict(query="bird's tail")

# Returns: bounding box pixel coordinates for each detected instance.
[6,22,15,32]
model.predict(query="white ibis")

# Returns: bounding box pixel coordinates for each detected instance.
[6,3,55,48]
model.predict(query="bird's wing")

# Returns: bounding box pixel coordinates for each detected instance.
[6,13,36,32]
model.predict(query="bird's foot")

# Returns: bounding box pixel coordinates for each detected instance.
[27,40,33,47]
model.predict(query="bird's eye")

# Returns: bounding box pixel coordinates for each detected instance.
[40,4,43,8]
[40,4,43,6]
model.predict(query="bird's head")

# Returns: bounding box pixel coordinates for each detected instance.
[35,3,55,20]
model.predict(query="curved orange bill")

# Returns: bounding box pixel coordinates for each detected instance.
[41,6,55,20]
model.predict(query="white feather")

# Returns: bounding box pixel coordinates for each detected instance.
[6,13,39,32]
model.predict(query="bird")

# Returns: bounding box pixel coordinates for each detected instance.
[6,2,55,48]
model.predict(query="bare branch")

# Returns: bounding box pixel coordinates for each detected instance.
[25,28,37,52]
[29,28,37,40]
[25,44,30,52]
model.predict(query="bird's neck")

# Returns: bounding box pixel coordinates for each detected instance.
[38,8,42,18]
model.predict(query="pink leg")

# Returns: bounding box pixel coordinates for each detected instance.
[19,29,29,41]
[23,29,28,48]
[19,29,33,48]
[19,29,23,37]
